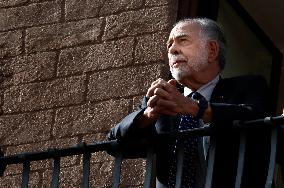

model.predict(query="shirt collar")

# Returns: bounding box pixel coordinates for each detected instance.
[184,75,220,101]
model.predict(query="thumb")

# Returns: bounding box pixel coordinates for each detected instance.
[168,79,177,86]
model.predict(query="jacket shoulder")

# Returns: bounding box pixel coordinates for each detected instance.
[222,74,267,84]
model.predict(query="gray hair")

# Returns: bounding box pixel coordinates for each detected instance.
[175,18,227,70]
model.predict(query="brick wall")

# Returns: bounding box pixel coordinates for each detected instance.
[0,0,178,187]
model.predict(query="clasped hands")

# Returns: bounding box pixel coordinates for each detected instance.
[144,78,198,120]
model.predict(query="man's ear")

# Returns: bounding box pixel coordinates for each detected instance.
[207,40,219,63]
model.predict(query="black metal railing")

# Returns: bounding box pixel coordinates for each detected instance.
[0,116,283,188]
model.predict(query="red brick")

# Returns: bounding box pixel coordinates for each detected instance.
[145,0,176,6]
[43,165,82,187]
[65,0,143,21]
[121,159,146,187]
[135,32,169,64]
[0,173,41,187]
[30,0,55,2]
[53,99,129,138]
[65,0,101,21]
[3,76,86,113]
[0,30,22,59]
[82,133,108,143]
[90,151,113,164]
[103,6,173,40]
[89,161,113,187]
[87,64,168,101]
[26,18,103,53]
[99,0,143,16]
[0,110,53,145]
[0,174,21,187]
[0,1,60,32]
[57,37,134,76]
[0,0,27,8]
[0,52,56,87]
[4,164,22,176]
[4,160,51,176]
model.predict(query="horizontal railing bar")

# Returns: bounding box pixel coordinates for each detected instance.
[0,140,119,165]
[156,115,283,139]
[0,127,215,166]
[1,116,283,166]
[0,115,282,179]
[234,116,284,128]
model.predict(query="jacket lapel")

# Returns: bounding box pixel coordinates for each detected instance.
[210,77,226,103]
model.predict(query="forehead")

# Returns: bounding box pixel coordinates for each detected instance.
[169,22,201,39]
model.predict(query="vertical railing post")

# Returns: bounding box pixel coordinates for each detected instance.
[143,146,155,188]
[82,152,91,188]
[112,152,123,188]
[175,142,184,188]
[0,149,6,177]
[235,131,246,188]
[205,137,216,188]
[21,161,30,188]
[51,157,61,188]
[265,127,278,188]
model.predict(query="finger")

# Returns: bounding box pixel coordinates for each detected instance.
[151,78,163,86]
[159,81,177,94]
[147,95,159,108]
[168,79,177,86]
[153,88,171,100]
[159,109,178,116]
[153,104,178,116]
[146,79,168,97]
[156,98,177,109]
[144,107,160,119]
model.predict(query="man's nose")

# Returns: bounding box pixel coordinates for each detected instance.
[168,43,181,55]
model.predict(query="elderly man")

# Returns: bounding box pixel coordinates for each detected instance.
[108,18,269,188]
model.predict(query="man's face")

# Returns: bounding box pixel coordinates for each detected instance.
[167,23,209,82]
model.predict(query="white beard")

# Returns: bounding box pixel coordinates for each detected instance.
[169,44,208,81]
[170,64,189,81]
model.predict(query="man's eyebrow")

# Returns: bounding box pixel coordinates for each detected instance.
[176,34,189,38]
[167,34,189,44]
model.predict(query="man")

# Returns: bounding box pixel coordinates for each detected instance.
[108,18,270,187]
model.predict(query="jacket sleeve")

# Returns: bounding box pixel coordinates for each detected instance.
[107,97,157,158]
[108,96,157,141]
[210,75,269,128]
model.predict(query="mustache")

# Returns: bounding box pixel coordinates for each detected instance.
[168,54,187,62]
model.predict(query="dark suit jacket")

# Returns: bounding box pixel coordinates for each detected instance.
[108,75,270,188]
